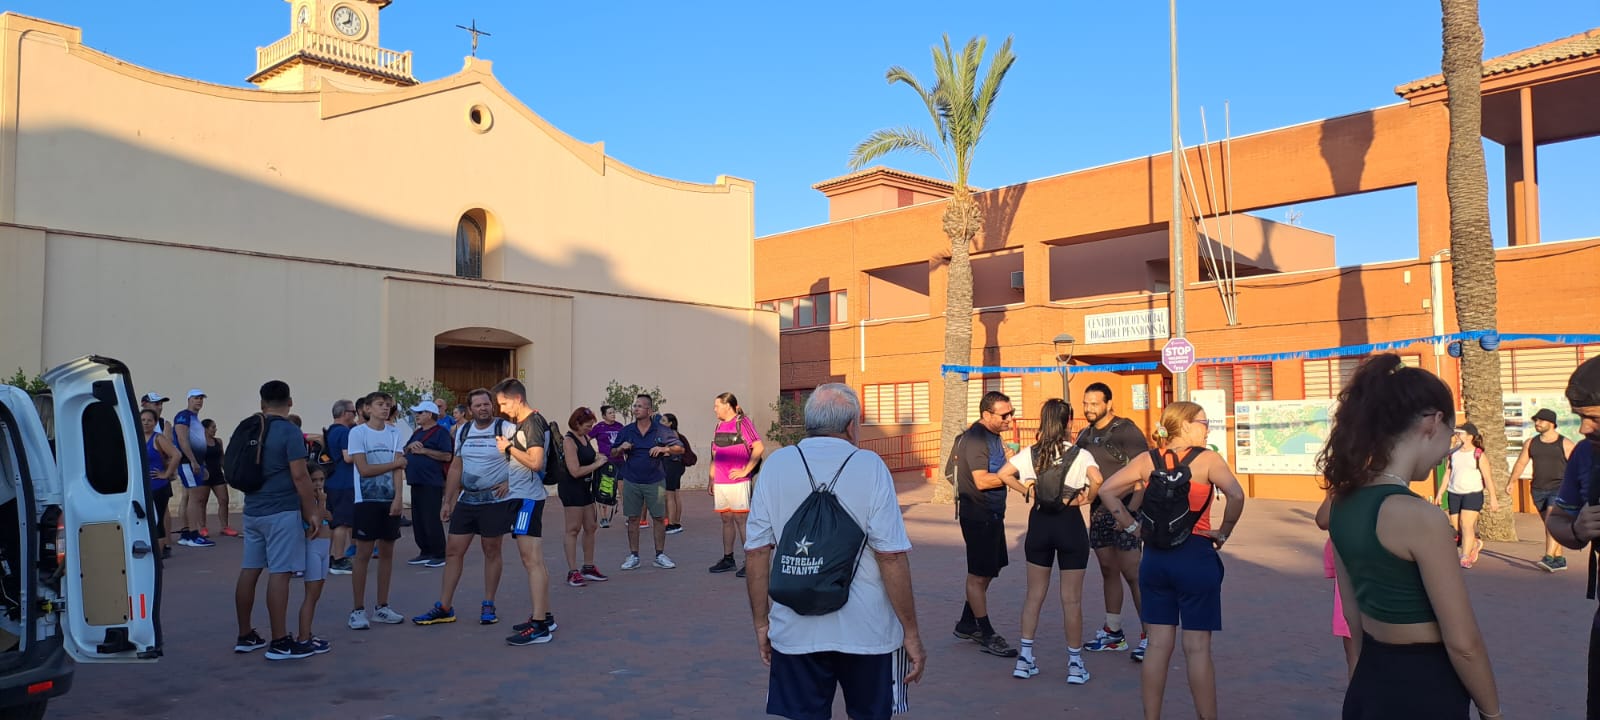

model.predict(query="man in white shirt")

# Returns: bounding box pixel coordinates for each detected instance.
[345,392,407,629]
[744,383,925,720]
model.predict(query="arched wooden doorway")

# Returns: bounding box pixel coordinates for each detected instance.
[434,327,530,408]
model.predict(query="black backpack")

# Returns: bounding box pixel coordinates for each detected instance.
[224,413,283,494]
[769,447,865,616]
[1137,447,1209,550]
[544,423,568,487]
[1031,444,1084,513]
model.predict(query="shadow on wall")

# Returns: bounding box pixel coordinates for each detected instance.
[975,182,1029,367]
[1320,112,1377,348]
[16,127,777,450]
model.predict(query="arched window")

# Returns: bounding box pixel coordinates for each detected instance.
[455,214,485,278]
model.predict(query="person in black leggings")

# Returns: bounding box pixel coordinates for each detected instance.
[141,409,180,559]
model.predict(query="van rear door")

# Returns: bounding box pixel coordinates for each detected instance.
[44,356,160,662]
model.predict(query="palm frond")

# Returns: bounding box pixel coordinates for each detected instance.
[848,127,949,176]
[886,66,947,145]
[972,35,1017,145]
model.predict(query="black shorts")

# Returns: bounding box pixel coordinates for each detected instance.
[1089,505,1142,552]
[959,517,1008,578]
[351,502,401,542]
[449,499,519,537]
[558,477,594,508]
[325,489,355,529]
[149,485,173,541]
[767,649,909,720]
[1343,634,1467,719]
[664,464,684,492]
[511,499,544,539]
[1025,508,1090,570]
[203,470,228,488]
[1446,491,1484,514]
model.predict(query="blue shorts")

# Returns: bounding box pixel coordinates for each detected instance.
[767,648,909,720]
[1140,535,1224,631]
[1532,488,1559,514]
[512,499,544,539]
[325,488,355,529]
[176,462,207,489]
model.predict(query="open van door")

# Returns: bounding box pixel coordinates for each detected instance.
[43,357,160,662]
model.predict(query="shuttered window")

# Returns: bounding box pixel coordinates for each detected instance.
[1304,354,1422,399]
[862,382,930,425]
[1197,363,1274,414]
[1499,345,1600,393]
[966,376,1024,424]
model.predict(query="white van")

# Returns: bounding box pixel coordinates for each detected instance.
[0,356,162,719]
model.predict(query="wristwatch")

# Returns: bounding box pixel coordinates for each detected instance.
[1122,521,1139,535]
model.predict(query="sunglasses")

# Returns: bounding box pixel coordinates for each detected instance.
[1191,418,1210,429]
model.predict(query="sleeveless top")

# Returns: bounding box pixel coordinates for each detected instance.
[1328,484,1436,624]
[1446,446,1484,494]
[144,434,168,489]
[1528,434,1568,493]
[566,431,597,482]
[204,438,225,485]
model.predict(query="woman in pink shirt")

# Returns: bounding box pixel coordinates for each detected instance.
[707,392,763,578]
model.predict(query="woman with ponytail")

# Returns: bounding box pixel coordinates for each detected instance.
[1319,353,1501,719]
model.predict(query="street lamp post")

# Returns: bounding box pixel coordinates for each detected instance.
[1053,333,1077,401]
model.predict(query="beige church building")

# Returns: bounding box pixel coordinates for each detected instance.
[0,2,778,469]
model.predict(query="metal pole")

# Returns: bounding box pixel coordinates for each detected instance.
[1169,0,1188,401]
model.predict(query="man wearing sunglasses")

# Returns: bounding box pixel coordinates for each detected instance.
[951,390,1019,658]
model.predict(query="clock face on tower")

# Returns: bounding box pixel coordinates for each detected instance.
[331,6,363,37]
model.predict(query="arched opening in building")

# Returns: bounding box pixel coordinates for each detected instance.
[433,327,530,407]
[455,213,485,279]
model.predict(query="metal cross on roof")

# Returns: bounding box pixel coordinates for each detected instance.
[456,19,492,57]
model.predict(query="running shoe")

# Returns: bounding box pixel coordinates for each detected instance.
[328,558,353,575]
[425,557,447,569]
[665,523,684,535]
[1554,556,1570,571]
[598,515,611,529]
[406,554,431,566]
[264,636,314,661]
[373,605,405,624]
[189,533,215,548]
[513,613,559,633]
[566,570,586,587]
[709,555,737,574]
[1084,627,1127,652]
[639,517,650,529]
[233,629,267,653]
[1013,657,1039,679]
[1537,555,1556,572]
[347,608,370,630]
[308,636,331,654]
[952,621,980,641]
[506,620,552,646]
[978,632,1019,658]
[653,552,676,569]
[220,526,240,538]
[479,601,499,625]
[199,528,210,539]
[621,553,642,571]
[736,566,746,578]
[1132,635,1148,663]
[412,603,456,625]
[1466,538,1484,566]
[1067,658,1091,685]
[581,565,609,582]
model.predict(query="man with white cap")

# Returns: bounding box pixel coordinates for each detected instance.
[175,389,217,548]
[140,392,170,435]
[404,401,454,567]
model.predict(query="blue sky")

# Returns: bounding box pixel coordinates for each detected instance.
[11,0,1598,265]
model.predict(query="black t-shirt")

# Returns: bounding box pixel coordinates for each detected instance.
[955,422,1007,522]
[1075,416,1150,509]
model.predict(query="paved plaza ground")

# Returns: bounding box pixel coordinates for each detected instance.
[51,479,1586,719]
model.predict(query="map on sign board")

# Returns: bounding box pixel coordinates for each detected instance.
[1503,394,1583,478]
[1234,399,1335,475]
[1187,389,1231,465]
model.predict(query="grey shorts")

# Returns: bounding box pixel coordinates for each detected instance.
[303,537,331,582]
[623,481,666,520]
[242,510,308,575]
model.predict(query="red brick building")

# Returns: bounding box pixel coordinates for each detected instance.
[755,30,1600,507]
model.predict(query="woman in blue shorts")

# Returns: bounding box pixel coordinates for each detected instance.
[1096,401,1246,720]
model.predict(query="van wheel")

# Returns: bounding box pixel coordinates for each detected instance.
[0,700,46,720]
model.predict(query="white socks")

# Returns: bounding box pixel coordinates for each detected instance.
[1105,613,1122,633]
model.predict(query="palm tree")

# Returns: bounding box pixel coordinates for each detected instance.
[848,35,1015,503]
[1440,0,1515,541]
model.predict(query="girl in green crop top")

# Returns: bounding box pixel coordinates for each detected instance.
[1317,354,1501,720]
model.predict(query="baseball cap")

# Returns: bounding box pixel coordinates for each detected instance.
[1568,356,1600,409]
[187,389,206,398]
[140,392,169,404]
[1532,408,1559,424]
[1455,422,1480,437]
[410,400,440,417]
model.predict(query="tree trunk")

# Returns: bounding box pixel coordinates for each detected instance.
[1440,0,1516,542]
[933,192,983,504]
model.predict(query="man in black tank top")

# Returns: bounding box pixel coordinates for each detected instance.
[1511,408,1575,572]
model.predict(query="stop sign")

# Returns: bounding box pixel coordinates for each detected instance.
[1162,337,1196,374]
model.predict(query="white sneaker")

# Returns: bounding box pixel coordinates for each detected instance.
[621,553,642,571]
[372,605,405,624]
[1067,658,1090,685]
[653,552,676,569]
[347,608,370,630]
[1013,657,1039,679]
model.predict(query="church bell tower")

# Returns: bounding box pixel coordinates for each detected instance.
[249,0,416,91]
